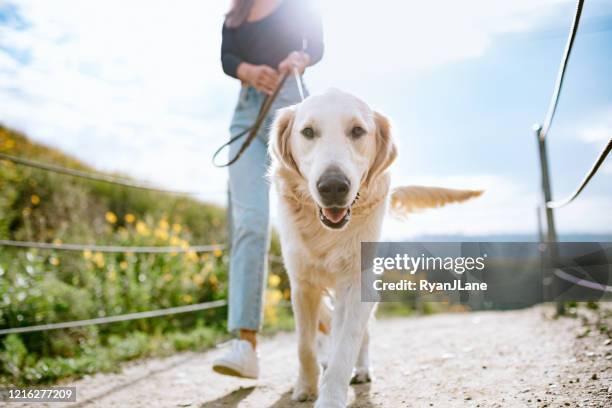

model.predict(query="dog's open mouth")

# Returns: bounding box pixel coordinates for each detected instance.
[318,206,351,229]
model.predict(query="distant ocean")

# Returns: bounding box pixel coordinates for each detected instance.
[404,234,612,242]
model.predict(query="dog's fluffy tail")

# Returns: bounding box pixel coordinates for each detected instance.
[390,186,483,217]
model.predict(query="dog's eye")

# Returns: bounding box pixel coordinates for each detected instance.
[351,126,366,139]
[301,127,315,140]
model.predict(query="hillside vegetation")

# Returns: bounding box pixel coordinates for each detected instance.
[0,125,290,385]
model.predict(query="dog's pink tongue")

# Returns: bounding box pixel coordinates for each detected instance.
[322,208,348,223]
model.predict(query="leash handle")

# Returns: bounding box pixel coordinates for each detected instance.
[293,67,305,101]
[212,72,289,168]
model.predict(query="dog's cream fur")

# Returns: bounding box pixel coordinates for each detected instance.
[269,89,481,407]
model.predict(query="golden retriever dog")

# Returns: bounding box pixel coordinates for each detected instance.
[268,89,481,407]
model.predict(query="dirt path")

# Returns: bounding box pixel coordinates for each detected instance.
[33,307,612,407]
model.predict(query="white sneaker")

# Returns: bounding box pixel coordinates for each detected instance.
[212,339,259,379]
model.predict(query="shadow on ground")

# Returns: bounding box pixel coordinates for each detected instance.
[199,384,377,407]
[69,354,196,407]
[200,386,256,407]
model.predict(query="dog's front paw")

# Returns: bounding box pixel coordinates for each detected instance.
[350,367,372,384]
[292,381,317,402]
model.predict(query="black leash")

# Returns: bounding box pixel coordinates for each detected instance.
[212,71,290,167]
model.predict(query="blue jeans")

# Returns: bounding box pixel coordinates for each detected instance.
[227,76,306,332]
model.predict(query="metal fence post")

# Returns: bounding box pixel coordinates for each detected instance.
[534,124,564,315]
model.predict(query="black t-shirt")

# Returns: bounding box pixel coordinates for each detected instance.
[221,0,324,78]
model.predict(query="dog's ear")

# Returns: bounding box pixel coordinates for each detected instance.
[270,105,300,174]
[365,111,397,185]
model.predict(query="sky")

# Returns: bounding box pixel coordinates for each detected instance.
[0,0,610,239]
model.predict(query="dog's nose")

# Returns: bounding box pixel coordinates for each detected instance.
[317,170,350,206]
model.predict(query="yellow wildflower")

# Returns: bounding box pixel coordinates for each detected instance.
[163,273,173,282]
[192,274,205,286]
[108,269,117,282]
[172,223,182,234]
[182,294,193,303]
[268,274,281,288]
[49,256,60,266]
[136,221,150,236]
[93,252,105,268]
[209,274,218,285]
[22,207,31,217]
[105,212,117,224]
[264,301,278,326]
[170,236,181,246]
[186,251,198,263]
[52,238,62,245]
[200,253,210,261]
[83,249,92,260]
[30,194,40,205]
[267,289,283,305]
[4,138,15,150]
[283,288,291,300]
[158,218,169,231]
[119,260,128,270]
[124,213,135,223]
[154,228,168,241]
[213,248,223,258]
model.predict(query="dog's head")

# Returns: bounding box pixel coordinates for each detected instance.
[270,89,397,230]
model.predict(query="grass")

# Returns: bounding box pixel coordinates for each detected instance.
[0,125,292,385]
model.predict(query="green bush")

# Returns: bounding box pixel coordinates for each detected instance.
[0,125,291,385]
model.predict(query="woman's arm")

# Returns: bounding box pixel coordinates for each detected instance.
[221,24,242,79]
[221,23,279,94]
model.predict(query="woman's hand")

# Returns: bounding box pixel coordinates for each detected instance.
[278,51,310,75]
[237,63,279,95]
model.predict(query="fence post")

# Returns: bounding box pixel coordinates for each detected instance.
[534,124,564,315]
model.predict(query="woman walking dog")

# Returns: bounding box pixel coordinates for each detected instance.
[212,0,324,379]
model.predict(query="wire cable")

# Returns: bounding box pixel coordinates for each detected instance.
[0,152,208,196]
[0,300,228,335]
[538,0,584,141]
[0,239,224,254]
[547,138,612,209]
[554,268,612,294]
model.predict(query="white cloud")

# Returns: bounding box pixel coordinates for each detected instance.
[577,106,612,143]
[308,0,570,89]
[555,195,612,233]
[2,0,596,236]
[0,0,233,198]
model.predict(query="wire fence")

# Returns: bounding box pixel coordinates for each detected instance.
[1,0,609,335]
[0,239,224,254]
[0,300,228,336]
[533,0,611,303]
[537,0,584,142]
[546,138,612,209]
[0,152,224,197]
